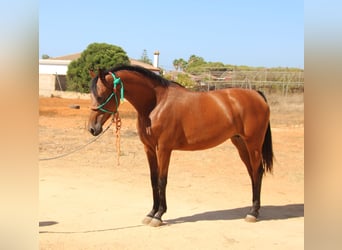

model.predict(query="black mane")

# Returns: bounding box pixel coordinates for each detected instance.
[91,65,174,97]
[110,65,171,87]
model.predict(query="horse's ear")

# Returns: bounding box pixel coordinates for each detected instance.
[89,70,96,78]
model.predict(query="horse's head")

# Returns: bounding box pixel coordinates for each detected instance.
[88,69,121,136]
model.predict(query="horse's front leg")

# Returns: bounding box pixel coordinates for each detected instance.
[149,147,172,227]
[142,146,160,225]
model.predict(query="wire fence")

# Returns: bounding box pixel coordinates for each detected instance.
[189,69,304,95]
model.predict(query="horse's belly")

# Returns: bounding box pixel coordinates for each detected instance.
[176,131,232,151]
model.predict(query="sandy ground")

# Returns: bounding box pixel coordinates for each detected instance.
[39,93,304,249]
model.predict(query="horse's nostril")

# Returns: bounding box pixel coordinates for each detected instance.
[89,127,95,135]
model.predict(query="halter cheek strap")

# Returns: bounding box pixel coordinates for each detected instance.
[97,92,117,114]
[96,72,124,114]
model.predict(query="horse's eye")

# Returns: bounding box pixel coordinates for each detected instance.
[96,96,103,103]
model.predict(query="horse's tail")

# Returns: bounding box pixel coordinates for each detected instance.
[262,122,274,173]
[257,90,274,174]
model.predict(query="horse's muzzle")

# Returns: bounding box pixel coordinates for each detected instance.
[88,123,103,136]
[89,127,102,136]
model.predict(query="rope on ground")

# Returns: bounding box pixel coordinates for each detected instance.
[39,120,114,161]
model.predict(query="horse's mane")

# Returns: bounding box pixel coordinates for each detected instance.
[91,65,184,96]
[110,65,171,87]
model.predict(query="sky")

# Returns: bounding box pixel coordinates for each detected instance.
[39,0,304,70]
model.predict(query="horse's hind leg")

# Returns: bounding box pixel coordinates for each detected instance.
[231,135,264,222]
[231,135,253,178]
[246,162,264,222]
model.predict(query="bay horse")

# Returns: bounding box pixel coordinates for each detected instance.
[88,65,274,227]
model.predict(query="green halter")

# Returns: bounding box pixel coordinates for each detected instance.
[96,72,124,114]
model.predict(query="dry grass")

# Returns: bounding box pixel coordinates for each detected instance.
[267,93,304,127]
[268,93,304,112]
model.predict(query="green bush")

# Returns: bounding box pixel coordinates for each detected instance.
[66,43,130,93]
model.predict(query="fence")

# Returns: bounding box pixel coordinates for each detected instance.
[190,69,304,95]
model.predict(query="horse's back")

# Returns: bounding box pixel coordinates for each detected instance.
[222,88,268,107]
[220,88,270,117]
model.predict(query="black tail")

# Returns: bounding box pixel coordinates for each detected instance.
[262,122,274,173]
[257,91,274,173]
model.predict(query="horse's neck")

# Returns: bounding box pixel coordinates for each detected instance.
[118,72,159,116]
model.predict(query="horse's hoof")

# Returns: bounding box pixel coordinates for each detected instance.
[149,218,163,227]
[245,214,257,222]
[142,216,153,225]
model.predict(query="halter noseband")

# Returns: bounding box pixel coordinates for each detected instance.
[95,72,124,114]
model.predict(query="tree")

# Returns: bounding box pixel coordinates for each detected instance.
[139,49,152,64]
[173,59,179,70]
[175,73,196,88]
[42,54,50,59]
[173,58,187,71]
[164,72,196,88]
[178,58,187,71]
[183,55,205,74]
[67,43,130,93]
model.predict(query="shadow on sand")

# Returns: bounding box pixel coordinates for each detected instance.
[166,203,304,225]
[39,203,303,232]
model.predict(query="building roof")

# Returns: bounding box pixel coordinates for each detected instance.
[52,53,82,61]
[50,53,160,72]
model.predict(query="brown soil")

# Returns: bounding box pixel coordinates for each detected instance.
[39,93,304,249]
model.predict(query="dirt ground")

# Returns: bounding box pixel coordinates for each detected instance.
[39,92,304,250]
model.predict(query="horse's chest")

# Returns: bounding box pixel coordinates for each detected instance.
[137,117,157,146]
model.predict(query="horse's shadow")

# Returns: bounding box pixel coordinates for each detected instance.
[166,203,304,224]
[39,204,303,233]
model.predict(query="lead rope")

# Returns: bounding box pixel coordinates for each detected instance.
[110,72,124,166]
[39,120,113,161]
[114,112,122,166]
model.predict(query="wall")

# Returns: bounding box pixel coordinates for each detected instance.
[39,74,55,97]
[39,59,71,96]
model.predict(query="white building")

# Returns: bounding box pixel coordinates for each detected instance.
[39,59,71,96]
[39,52,160,97]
